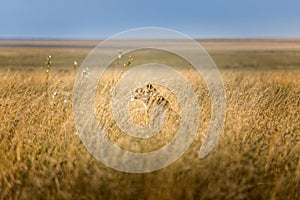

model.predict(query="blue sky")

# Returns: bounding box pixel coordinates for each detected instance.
[0,0,300,39]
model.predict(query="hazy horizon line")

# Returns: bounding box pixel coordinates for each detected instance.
[1,36,300,41]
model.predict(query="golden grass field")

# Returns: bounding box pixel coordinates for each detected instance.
[0,39,299,199]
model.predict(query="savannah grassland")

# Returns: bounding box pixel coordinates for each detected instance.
[0,39,299,199]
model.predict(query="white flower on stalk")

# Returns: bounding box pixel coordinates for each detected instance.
[82,67,90,78]
[118,51,122,59]
[73,61,78,69]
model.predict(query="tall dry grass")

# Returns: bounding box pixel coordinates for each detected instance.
[0,65,299,199]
